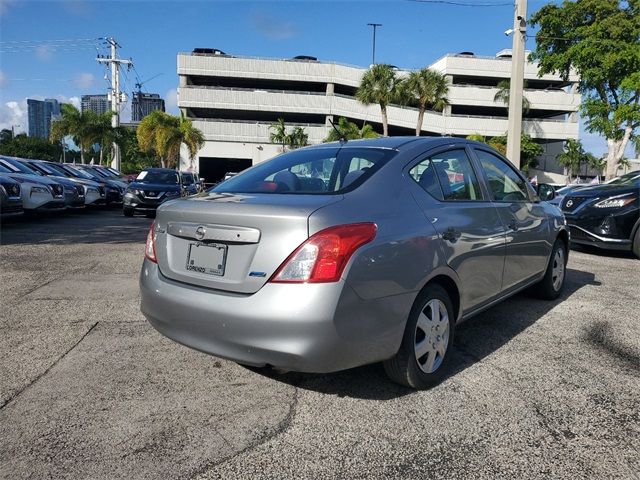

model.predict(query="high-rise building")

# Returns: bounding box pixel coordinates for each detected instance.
[81,94,110,115]
[27,98,61,139]
[131,92,165,122]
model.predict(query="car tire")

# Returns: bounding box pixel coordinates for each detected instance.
[123,207,134,217]
[633,227,640,259]
[383,284,455,389]
[532,238,567,300]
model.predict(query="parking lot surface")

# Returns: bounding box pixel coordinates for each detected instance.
[1,210,639,479]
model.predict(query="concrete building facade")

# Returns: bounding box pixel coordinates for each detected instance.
[176,50,580,183]
[131,92,165,123]
[81,94,110,115]
[27,98,60,139]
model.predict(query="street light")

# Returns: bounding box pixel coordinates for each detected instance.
[367,23,382,65]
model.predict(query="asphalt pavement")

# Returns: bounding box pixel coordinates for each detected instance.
[0,209,638,479]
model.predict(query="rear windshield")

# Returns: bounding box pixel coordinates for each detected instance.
[212,147,397,194]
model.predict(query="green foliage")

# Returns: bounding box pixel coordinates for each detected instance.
[556,139,589,177]
[137,111,205,168]
[324,117,380,142]
[465,133,487,143]
[50,104,99,163]
[494,79,531,114]
[0,132,62,161]
[530,0,640,177]
[479,133,543,174]
[119,128,157,174]
[401,68,449,135]
[268,118,309,151]
[356,64,401,136]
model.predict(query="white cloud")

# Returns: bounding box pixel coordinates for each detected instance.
[0,0,18,17]
[165,88,178,113]
[35,44,55,62]
[72,72,95,89]
[0,99,27,134]
[250,12,298,40]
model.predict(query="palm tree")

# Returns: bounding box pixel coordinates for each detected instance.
[557,139,587,181]
[137,111,204,168]
[356,64,400,136]
[403,68,449,136]
[90,111,128,165]
[288,126,308,149]
[50,104,97,164]
[269,118,288,152]
[494,79,530,114]
[324,117,380,142]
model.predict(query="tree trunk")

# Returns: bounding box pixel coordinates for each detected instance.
[605,125,632,180]
[99,146,104,166]
[381,105,388,137]
[416,107,425,136]
[161,157,167,168]
[80,145,85,164]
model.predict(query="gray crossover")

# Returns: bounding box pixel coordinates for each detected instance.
[140,137,568,388]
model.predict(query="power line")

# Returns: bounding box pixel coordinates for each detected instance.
[0,37,101,44]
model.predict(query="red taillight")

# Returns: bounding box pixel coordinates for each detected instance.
[270,223,377,283]
[145,222,157,263]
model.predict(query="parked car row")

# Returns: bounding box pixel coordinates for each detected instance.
[0,155,128,218]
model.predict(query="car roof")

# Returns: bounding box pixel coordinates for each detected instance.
[142,168,177,172]
[317,136,477,151]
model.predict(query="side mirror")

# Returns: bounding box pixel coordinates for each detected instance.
[537,183,555,201]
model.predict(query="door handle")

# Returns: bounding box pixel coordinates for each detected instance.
[508,219,519,231]
[442,227,461,242]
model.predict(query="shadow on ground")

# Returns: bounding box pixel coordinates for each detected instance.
[1,208,151,245]
[251,267,601,400]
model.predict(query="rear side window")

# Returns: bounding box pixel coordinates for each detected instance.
[410,149,482,201]
[213,147,397,195]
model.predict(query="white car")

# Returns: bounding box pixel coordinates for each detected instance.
[0,165,66,212]
[24,160,104,206]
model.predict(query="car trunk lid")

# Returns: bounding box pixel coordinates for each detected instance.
[154,192,343,293]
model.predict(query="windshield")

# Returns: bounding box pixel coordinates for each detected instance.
[84,167,108,178]
[136,170,179,184]
[29,162,64,177]
[607,173,640,185]
[0,164,13,173]
[60,164,96,180]
[0,158,41,175]
[212,147,397,195]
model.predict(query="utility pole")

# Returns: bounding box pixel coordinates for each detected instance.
[506,0,527,169]
[367,23,382,65]
[96,37,132,171]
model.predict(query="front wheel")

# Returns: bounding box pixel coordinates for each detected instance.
[531,239,567,300]
[384,284,455,389]
[632,227,640,259]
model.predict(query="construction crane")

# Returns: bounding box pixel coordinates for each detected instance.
[132,73,163,122]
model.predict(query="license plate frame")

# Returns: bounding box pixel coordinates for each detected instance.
[185,242,227,277]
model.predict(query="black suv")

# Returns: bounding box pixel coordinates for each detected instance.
[561,173,640,257]
[123,168,197,217]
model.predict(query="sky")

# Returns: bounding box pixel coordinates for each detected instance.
[0,0,625,157]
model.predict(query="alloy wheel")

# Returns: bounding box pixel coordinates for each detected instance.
[414,299,450,374]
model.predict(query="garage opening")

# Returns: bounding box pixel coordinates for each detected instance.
[199,157,252,186]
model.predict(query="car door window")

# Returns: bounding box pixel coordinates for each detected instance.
[412,149,482,201]
[475,149,530,202]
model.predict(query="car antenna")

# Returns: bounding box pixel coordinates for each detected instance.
[328,118,347,143]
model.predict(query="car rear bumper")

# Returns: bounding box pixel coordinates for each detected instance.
[139,260,410,373]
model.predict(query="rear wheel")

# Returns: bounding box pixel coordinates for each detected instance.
[384,284,455,389]
[633,227,640,259]
[531,238,567,300]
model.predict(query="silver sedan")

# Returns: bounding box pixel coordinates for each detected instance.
[140,137,568,388]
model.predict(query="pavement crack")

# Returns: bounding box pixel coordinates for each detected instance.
[0,321,99,411]
[187,384,300,479]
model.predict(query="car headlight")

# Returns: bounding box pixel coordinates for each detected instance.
[594,194,637,208]
[30,186,49,194]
